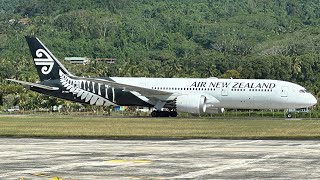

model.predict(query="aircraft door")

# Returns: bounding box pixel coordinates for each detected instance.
[281,86,288,97]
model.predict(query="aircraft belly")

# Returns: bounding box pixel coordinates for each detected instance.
[219,95,271,109]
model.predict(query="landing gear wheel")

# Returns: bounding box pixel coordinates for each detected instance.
[151,110,174,117]
[151,111,158,117]
[170,111,178,117]
[287,113,292,118]
[159,111,170,117]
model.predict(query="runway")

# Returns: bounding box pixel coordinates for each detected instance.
[1,138,320,179]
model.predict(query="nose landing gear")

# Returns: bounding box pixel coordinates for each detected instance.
[286,113,292,118]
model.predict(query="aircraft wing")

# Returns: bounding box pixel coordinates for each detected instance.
[69,76,177,101]
[6,79,59,91]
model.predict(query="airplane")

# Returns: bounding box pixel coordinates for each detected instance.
[7,36,317,117]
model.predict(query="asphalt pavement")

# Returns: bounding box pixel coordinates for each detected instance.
[1,138,320,179]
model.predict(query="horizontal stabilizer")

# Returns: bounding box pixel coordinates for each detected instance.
[6,79,59,91]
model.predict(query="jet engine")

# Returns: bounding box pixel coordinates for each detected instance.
[205,107,225,114]
[174,94,207,114]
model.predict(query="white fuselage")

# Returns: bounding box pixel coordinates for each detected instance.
[111,77,317,110]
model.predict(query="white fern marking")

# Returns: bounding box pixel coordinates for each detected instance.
[81,91,88,100]
[66,86,72,90]
[87,81,90,91]
[73,87,80,94]
[85,93,93,103]
[98,83,101,95]
[96,98,104,106]
[90,95,98,105]
[59,70,115,106]
[105,85,108,99]
[77,89,84,97]
[69,87,75,92]
[112,87,115,102]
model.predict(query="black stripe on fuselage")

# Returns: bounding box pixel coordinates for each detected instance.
[30,79,153,107]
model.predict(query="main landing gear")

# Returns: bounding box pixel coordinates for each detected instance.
[286,113,292,118]
[151,110,178,117]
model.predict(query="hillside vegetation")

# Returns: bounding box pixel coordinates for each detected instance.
[1,0,320,110]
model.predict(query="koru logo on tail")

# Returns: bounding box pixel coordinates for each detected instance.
[34,49,54,74]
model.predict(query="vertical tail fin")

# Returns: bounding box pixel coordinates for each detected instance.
[25,36,72,81]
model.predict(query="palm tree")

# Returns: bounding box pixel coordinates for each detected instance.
[291,57,301,81]
[291,57,301,75]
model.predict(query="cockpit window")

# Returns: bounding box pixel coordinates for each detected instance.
[299,89,310,93]
[299,90,306,93]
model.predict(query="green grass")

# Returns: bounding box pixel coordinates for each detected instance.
[1,115,320,139]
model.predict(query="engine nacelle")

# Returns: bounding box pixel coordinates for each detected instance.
[206,107,225,114]
[175,94,207,114]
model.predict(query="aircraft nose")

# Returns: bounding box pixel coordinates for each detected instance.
[310,95,317,106]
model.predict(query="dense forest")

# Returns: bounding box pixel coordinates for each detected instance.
[1,0,320,110]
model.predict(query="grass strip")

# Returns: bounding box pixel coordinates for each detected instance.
[0,115,320,139]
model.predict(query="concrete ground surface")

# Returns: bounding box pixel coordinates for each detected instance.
[1,138,320,179]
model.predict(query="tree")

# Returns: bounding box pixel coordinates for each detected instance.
[0,59,15,81]
[2,0,320,110]
[220,69,241,79]
[0,91,3,106]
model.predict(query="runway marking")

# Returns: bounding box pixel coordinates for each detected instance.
[32,172,48,177]
[106,159,152,164]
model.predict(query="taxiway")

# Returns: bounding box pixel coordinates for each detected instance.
[1,138,320,179]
